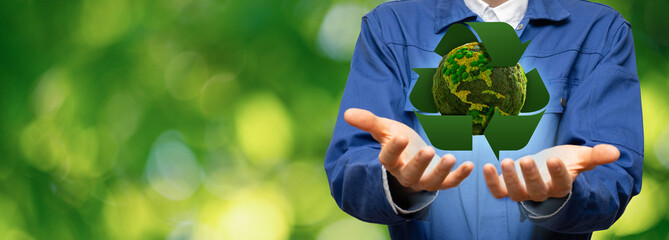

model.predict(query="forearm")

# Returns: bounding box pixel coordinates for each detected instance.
[326,145,410,224]
[515,140,642,234]
[385,168,437,217]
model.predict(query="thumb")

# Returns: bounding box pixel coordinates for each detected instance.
[344,108,389,139]
[590,144,620,165]
[579,144,620,171]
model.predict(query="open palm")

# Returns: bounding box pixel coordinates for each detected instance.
[345,108,474,192]
[484,144,620,201]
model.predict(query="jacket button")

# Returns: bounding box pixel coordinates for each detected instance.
[560,97,567,107]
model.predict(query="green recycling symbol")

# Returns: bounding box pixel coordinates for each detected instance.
[410,22,550,159]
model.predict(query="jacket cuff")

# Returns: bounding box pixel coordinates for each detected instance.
[381,165,437,215]
[520,190,572,221]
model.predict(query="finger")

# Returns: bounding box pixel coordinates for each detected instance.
[590,144,620,165]
[546,157,571,198]
[441,161,474,189]
[399,147,435,186]
[577,144,620,172]
[378,136,408,172]
[419,154,456,191]
[501,158,528,201]
[484,163,507,198]
[519,158,548,202]
[344,108,389,140]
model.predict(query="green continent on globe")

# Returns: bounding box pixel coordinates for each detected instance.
[433,42,527,135]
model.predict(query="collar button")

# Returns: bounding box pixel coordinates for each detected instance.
[516,23,524,30]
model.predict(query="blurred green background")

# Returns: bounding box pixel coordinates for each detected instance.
[0,0,667,239]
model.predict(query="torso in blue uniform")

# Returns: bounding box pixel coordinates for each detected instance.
[324,0,643,239]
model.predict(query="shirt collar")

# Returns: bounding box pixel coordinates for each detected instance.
[493,0,528,24]
[434,0,571,33]
[463,0,490,18]
[463,0,528,27]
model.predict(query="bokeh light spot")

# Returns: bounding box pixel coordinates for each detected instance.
[104,91,144,143]
[103,184,160,239]
[641,81,669,144]
[3,229,34,240]
[20,119,65,172]
[280,161,336,225]
[317,3,369,61]
[655,122,669,169]
[146,130,202,201]
[0,196,23,240]
[165,52,209,100]
[640,82,669,170]
[234,91,293,167]
[167,221,220,240]
[219,188,293,240]
[32,68,71,118]
[79,0,131,47]
[62,126,100,178]
[204,121,235,150]
[202,149,257,200]
[317,218,386,240]
[608,176,664,236]
[199,72,240,119]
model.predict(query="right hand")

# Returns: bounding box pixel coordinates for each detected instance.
[344,108,474,192]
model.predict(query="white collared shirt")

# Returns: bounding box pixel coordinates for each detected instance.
[464,0,529,29]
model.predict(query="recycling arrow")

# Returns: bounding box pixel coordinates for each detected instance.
[409,68,439,113]
[409,22,549,160]
[410,68,472,150]
[414,111,472,150]
[434,24,478,57]
[484,68,549,158]
[467,22,530,67]
[484,109,544,159]
[520,69,550,113]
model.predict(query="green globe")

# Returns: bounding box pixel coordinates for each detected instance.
[433,42,527,135]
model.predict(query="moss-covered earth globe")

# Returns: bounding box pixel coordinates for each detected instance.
[433,42,527,135]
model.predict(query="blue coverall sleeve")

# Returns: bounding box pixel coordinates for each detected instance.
[324,12,430,224]
[522,18,644,233]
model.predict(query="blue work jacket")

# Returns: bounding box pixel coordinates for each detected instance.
[324,0,643,239]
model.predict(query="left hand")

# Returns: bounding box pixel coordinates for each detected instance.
[483,144,620,202]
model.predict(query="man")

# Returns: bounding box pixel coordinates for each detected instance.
[324,0,643,239]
